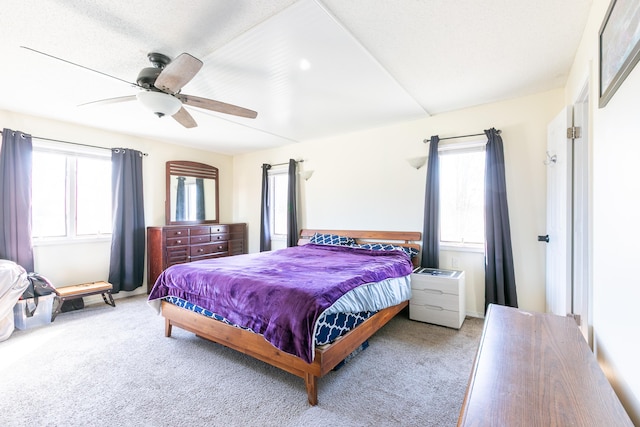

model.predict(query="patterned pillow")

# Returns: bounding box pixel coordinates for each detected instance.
[352,242,419,258]
[309,232,356,246]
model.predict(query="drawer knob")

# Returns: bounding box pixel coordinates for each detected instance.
[218,245,223,250]
[176,231,182,235]
[176,240,182,244]
[198,248,203,253]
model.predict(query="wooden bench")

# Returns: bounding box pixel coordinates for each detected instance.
[458,304,632,426]
[52,281,115,321]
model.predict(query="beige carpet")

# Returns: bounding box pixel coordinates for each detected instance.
[0,295,483,426]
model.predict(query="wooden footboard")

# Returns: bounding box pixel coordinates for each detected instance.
[161,299,408,405]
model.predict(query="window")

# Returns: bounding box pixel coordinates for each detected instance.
[32,144,112,240]
[439,143,485,246]
[268,169,289,241]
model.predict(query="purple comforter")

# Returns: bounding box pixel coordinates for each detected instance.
[148,243,413,363]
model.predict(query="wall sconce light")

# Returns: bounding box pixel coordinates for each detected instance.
[299,170,314,181]
[407,156,427,170]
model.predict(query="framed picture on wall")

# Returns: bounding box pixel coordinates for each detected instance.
[599,0,640,108]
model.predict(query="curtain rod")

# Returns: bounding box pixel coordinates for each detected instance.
[422,129,501,144]
[269,159,304,167]
[1,129,148,156]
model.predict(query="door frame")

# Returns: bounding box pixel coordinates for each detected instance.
[572,82,592,346]
[545,80,591,346]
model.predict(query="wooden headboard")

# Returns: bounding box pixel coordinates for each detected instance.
[298,229,422,267]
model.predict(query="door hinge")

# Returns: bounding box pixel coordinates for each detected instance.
[567,126,581,139]
[568,313,581,325]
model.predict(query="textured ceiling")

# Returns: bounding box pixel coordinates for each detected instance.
[0,0,592,154]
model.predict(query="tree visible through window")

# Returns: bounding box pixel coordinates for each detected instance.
[439,145,485,245]
[32,148,112,239]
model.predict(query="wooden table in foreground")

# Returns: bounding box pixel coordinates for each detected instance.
[457,304,632,426]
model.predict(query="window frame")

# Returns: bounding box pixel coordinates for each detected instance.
[267,166,289,243]
[31,141,112,245]
[437,139,486,252]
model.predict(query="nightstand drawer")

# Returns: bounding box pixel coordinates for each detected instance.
[409,303,462,329]
[411,279,460,295]
[411,288,459,311]
[411,269,463,295]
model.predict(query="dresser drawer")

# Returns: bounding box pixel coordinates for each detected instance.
[190,242,228,257]
[166,236,188,246]
[209,225,229,234]
[411,288,460,311]
[409,303,461,329]
[191,252,228,263]
[166,246,189,266]
[210,232,229,242]
[190,226,213,236]
[165,228,189,238]
[190,234,211,244]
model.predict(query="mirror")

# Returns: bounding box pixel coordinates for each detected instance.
[166,160,219,224]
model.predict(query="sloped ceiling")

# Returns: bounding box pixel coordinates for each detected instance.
[0,0,592,154]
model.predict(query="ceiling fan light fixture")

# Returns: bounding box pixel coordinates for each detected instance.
[136,91,182,117]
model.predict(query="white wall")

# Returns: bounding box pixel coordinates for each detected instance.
[565,0,640,422]
[0,110,233,297]
[233,89,563,317]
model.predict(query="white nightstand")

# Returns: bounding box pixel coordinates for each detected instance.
[409,267,466,329]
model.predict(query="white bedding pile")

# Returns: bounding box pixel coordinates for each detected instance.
[0,260,30,342]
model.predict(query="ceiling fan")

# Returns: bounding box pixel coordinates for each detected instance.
[21,46,258,128]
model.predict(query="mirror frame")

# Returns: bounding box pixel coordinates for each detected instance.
[166,160,220,225]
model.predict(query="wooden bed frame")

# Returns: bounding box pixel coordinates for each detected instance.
[160,229,421,405]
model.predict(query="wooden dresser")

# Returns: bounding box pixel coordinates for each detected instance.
[146,223,246,293]
[458,304,632,426]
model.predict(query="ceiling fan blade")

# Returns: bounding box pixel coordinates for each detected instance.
[176,94,258,119]
[21,46,139,88]
[154,53,203,94]
[78,95,137,107]
[172,107,197,128]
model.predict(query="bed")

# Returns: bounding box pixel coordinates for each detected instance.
[148,229,421,405]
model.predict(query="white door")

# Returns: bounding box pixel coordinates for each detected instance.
[545,100,591,344]
[545,107,572,316]
[572,92,591,344]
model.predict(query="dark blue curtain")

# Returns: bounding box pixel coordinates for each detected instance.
[259,164,271,252]
[0,129,34,272]
[286,159,298,247]
[195,178,205,220]
[484,128,517,310]
[175,176,185,221]
[421,135,440,268]
[108,148,145,293]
